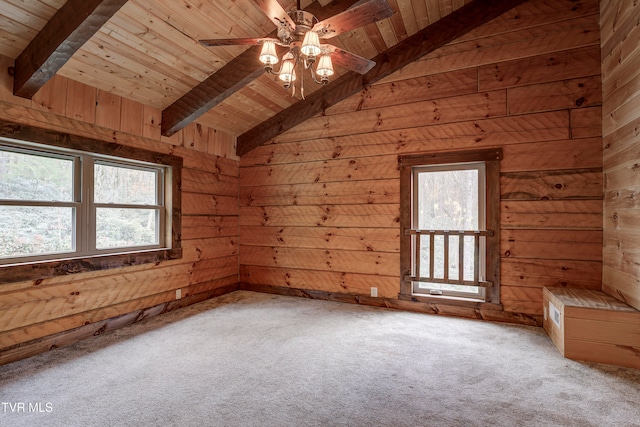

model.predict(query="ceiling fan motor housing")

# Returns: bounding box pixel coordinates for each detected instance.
[288,10,317,39]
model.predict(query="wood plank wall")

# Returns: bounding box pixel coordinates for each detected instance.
[239,0,603,317]
[601,0,640,311]
[0,55,239,360]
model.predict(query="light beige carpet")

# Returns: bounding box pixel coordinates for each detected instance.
[1,291,639,426]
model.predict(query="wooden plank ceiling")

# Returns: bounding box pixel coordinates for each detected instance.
[0,0,476,146]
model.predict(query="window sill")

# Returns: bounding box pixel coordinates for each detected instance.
[398,293,504,311]
[0,248,182,285]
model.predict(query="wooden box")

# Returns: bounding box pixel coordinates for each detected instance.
[543,287,640,369]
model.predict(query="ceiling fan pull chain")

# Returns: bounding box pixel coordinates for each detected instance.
[301,61,304,94]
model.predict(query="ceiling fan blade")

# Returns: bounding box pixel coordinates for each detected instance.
[199,38,266,47]
[323,45,375,75]
[313,0,394,39]
[255,0,296,32]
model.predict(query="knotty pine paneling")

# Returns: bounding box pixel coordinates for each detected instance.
[239,204,400,228]
[507,76,602,115]
[457,0,600,43]
[31,74,67,115]
[386,8,600,84]
[478,45,601,91]
[239,226,400,252]
[240,246,398,277]
[571,106,603,138]
[501,169,603,200]
[601,0,640,311]
[240,155,401,186]
[261,110,572,158]
[501,229,602,262]
[95,89,121,130]
[239,265,399,298]
[0,56,239,355]
[277,90,509,143]
[325,67,479,115]
[501,138,602,172]
[501,200,603,230]
[502,258,602,289]
[240,179,399,207]
[239,0,603,317]
[65,79,97,123]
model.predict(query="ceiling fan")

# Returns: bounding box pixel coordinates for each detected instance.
[199,0,394,97]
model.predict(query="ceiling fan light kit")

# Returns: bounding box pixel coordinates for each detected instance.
[316,54,335,78]
[259,40,279,69]
[257,9,335,96]
[258,16,332,91]
[301,30,321,57]
[200,0,394,98]
[278,51,297,88]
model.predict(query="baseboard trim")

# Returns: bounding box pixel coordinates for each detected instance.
[0,282,239,366]
[239,283,543,327]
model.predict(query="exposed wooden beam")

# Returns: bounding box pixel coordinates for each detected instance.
[161,0,361,137]
[13,0,128,99]
[236,0,528,156]
[161,48,265,137]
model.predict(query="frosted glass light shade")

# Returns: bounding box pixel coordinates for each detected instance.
[301,31,321,57]
[259,41,278,65]
[316,54,334,77]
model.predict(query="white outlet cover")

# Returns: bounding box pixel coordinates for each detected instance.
[370,287,378,297]
[176,289,182,300]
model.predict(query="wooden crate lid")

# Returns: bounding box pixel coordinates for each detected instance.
[544,287,640,313]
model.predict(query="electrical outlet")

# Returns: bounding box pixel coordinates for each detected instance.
[176,289,182,300]
[370,287,378,297]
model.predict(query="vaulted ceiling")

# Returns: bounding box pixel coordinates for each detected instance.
[0,0,523,155]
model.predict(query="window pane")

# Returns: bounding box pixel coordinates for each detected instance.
[96,208,158,249]
[94,164,158,205]
[463,236,475,281]
[420,282,481,294]
[417,169,478,230]
[448,235,459,280]
[0,149,73,202]
[418,234,430,277]
[0,206,74,258]
[433,235,444,279]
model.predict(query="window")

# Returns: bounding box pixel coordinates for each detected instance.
[0,122,181,282]
[94,161,164,251]
[0,147,77,260]
[399,149,501,305]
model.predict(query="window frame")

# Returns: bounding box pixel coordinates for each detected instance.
[411,161,487,300]
[0,120,182,285]
[90,157,167,253]
[399,148,502,306]
[0,144,80,261]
